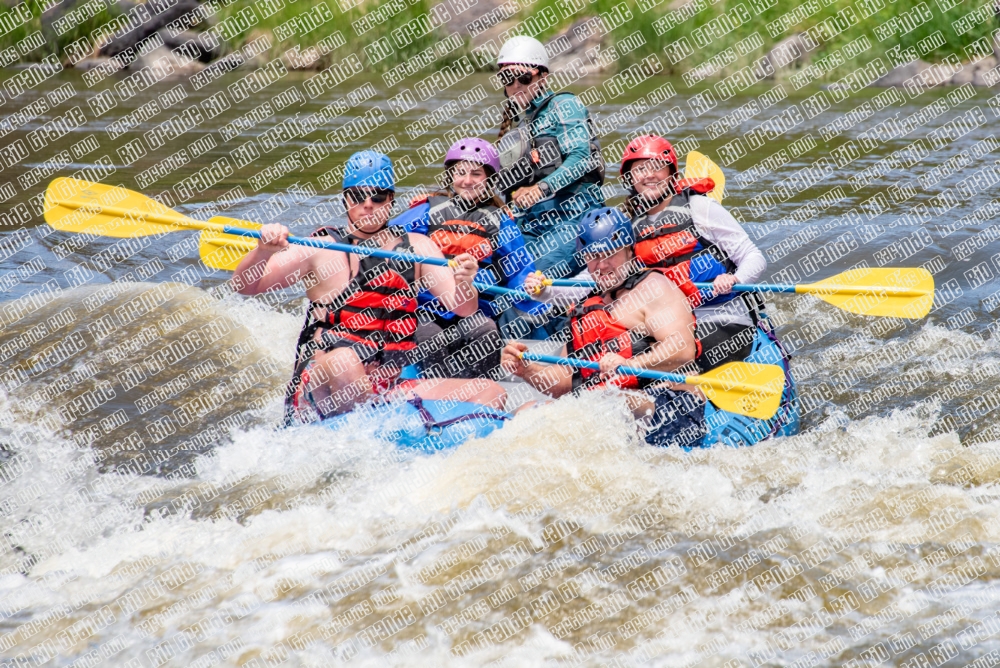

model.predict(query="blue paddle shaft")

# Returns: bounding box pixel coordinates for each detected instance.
[709,283,797,293]
[521,351,686,384]
[224,225,545,305]
[479,285,542,302]
[222,225,453,267]
[546,277,797,293]
[546,278,595,287]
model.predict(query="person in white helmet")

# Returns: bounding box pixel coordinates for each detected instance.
[493,35,606,338]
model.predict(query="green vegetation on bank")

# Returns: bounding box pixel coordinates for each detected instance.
[0,2,116,64]
[0,0,995,81]
[529,0,997,79]
[214,0,1000,80]
[215,0,460,71]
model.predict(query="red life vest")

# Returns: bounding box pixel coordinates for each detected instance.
[302,227,418,354]
[566,268,756,389]
[631,182,736,284]
[565,270,678,391]
[567,296,654,391]
[283,227,420,426]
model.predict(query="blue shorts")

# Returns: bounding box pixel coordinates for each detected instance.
[642,386,707,448]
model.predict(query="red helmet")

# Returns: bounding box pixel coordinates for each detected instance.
[620,135,678,186]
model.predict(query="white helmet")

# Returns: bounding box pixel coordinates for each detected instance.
[496,35,549,70]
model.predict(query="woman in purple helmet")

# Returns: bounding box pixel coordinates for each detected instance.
[389,137,545,379]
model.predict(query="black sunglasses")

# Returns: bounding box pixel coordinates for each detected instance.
[344,188,392,205]
[497,69,535,87]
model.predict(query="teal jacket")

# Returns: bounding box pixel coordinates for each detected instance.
[527,89,599,196]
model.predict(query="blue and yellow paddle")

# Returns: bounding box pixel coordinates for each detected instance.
[43,177,461,266]
[42,177,542,304]
[543,269,934,320]
[519,351,785,419]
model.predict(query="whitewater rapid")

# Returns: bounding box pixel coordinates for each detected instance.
[0,282,999,666]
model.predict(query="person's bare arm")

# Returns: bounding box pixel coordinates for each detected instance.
[629,273,698,372]
[501,341,574,397]
[232,224,338,296]
[410,234,479,317]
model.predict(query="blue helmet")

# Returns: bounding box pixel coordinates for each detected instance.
[577,207,633,257]
[343,151,395,191]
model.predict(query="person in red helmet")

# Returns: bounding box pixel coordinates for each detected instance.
[620,135,766,299]
[617,134,769,368]
[609,136,798,439]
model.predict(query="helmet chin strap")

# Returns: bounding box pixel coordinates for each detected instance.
[593,250,636,296]
[631,189,669,215]
[448,186,478,210]
[502,82,545,110]
[597,272,629,298]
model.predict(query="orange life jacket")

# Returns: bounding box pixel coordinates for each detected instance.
[420,195,501,264]
[283,227,420,425]
[565,268,691,391]
[566,267,757,390]
[566,295,655,391]
[632,181,737,284]
[651,263,703,310]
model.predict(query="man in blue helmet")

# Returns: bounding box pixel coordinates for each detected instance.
[500,206,708,447]
[233,151,508,424]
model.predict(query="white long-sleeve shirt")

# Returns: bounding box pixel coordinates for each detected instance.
[680,195,766,284]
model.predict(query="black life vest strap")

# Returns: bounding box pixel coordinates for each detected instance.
[427,195,503,271]
[282,228,417,425]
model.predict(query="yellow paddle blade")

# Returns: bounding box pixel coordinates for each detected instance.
[799,267,935,319]
[687,361,785,420]
[684,151,725,203]
[199,217,261,271]
[43,178,188,237]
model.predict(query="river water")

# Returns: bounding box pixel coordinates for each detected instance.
[0,70,999,666]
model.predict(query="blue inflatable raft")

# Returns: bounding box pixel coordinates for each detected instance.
[642,323,800,450]
[319,327,799,452]
[700,324,800,448]
[322,393,511,452]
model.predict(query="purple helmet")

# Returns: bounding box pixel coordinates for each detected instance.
[444,138,501,174]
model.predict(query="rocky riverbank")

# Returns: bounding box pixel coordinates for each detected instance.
[0,0,996,89]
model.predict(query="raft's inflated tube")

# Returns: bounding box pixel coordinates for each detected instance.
[324,398,509,452]
[699,325,800,448]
